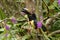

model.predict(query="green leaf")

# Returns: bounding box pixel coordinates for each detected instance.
[0,28,4,32]
[48,5,55,9]
[53,1,58,7]
[51,20,60,31]
[44,0,50,4]
[22,35,30,40]
[0,8,6,20]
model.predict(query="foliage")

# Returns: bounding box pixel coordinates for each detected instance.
[0,0,60,40]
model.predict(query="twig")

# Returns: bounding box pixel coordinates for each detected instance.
[40,28,50,40]
[42,0,49,18]
[0,18,9,23]
[48,30,60,37]
[0,18,27,23]
[43,12,60,21]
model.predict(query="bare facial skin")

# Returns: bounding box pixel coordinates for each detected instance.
[20,12,26,16]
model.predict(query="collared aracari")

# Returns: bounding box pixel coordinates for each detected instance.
[21,8,47,31]
[21,8,37,29]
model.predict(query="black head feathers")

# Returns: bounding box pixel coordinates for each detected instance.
[21,8,31,15]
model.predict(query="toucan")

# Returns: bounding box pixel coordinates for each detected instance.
[21,8,47,31]
[21,8,37,29]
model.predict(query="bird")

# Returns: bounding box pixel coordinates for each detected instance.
[21,8,47,31]
[21,8,37,29]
